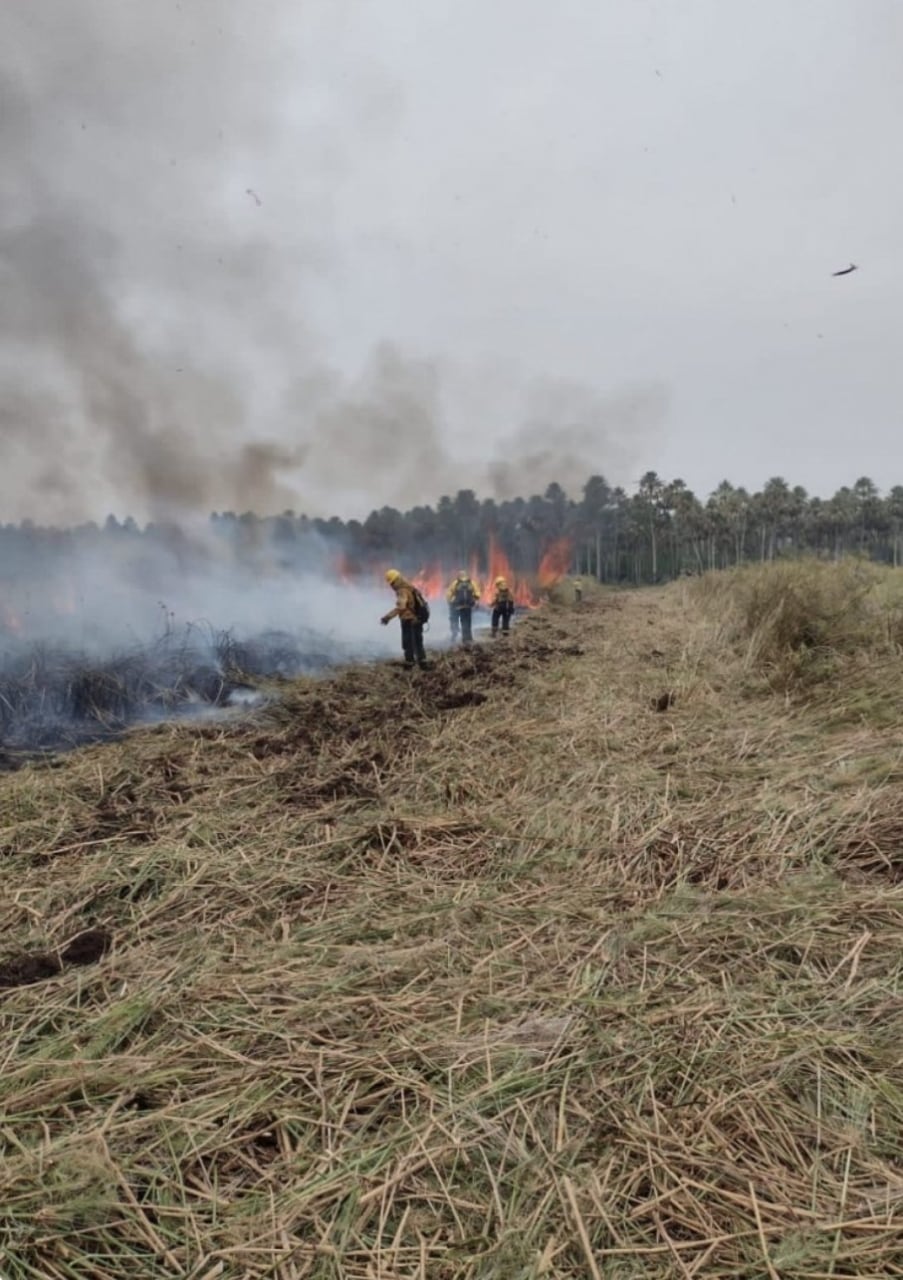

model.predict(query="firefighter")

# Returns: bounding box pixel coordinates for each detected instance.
[381,569,428,669]
[445,569,480,648]
[573,576,583,604]
[490,576,515,636]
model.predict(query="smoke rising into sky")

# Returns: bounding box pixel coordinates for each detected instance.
[2,0,902,526]
[1,0,658,524]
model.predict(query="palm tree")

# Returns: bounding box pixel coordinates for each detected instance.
[636,471,665,580]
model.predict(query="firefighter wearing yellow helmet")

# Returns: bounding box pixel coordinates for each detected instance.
[381,569,429,669]
[490,576,515,637]
[445,569,480,648]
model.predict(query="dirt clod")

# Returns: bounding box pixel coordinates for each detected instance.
[0,952,62,990]
[60,928,113,966]
[434,689,488,710]
[0,929,112,991]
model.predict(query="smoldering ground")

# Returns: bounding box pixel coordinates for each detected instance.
[0,526,400,756]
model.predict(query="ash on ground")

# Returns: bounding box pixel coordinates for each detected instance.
[0,624,383,765]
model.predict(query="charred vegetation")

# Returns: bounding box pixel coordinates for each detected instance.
[0,625,365,763]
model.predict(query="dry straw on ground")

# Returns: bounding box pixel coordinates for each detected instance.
[3,564,903,1278]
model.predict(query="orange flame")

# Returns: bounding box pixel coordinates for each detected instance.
[537,537,573,588]
[410,565,448,601]
[485,533,537,607]
[339,537,572,608]
[333,551,357,585]
[1,604,23,635]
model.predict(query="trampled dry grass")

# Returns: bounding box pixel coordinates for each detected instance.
[4,574,903,1278]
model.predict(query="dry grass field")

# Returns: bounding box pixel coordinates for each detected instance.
[4,563,903,1278]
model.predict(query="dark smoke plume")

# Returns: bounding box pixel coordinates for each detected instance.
[487,380,669,500]
[1,0,665,528]
[0,1,390,523]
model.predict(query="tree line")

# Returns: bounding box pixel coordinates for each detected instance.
[2,473,902,585]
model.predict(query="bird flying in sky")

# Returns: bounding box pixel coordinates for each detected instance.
[832,263,857,277]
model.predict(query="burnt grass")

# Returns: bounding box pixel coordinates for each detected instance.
[0,624,378,765]
[0,611,573,864]
[0,617,560,985]
[229,621,558,765]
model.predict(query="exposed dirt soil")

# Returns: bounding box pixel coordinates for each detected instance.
[0,928,112,990]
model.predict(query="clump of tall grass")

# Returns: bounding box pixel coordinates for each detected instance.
[692,558,903,687]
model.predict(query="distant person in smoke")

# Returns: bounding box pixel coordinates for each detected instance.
[490,577,515,637]
[381,569,429,669]
[445,570,480,648]
[573,577,583,604]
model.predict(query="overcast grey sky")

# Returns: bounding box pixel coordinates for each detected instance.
[2,0,901,522]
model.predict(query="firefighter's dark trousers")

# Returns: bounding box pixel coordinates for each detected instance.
[401,619,426,666]
[451,607,473,645]
[491,605,513,634]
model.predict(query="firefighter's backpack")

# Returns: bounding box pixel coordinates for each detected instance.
[411,587,431,625]
[453,579,476,608]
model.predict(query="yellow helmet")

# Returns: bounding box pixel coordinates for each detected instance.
[385,569,401,584]
[495,576,507,586]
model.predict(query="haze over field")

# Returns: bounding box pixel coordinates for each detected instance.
[2,0,901,526]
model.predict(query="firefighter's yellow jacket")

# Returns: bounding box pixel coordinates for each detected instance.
[382,579,418,623]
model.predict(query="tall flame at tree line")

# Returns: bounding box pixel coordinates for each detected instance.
[0,536,574,637]
[339,534,574,607]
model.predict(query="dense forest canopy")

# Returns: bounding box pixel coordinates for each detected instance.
[3,473,903,589]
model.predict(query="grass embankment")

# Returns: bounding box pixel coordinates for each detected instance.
[4,565,903,1278]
